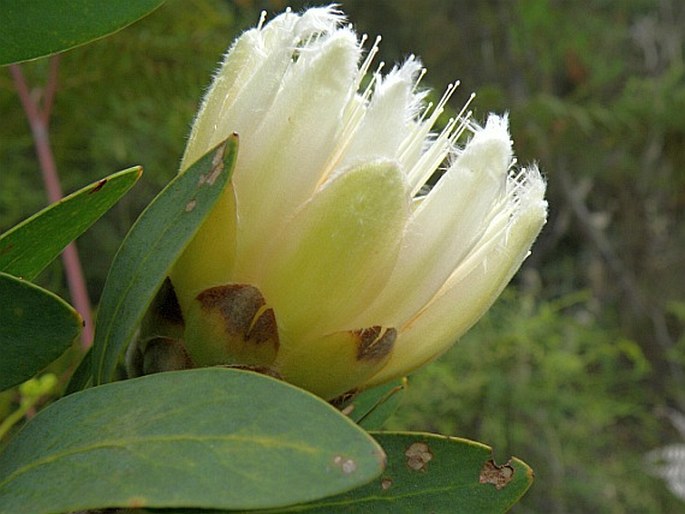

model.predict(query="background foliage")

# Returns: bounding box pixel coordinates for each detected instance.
[1,0,684,511]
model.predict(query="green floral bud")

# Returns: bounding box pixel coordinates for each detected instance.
[167,6,547,399]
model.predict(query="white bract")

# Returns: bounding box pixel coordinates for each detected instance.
[169,6,548,399]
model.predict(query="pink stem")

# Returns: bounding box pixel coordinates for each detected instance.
[41,57,60,123]
[10,59,94,348]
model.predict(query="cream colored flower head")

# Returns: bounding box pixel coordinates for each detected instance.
[169,6,548,399]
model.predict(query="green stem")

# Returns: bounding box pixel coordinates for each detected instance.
[0,397,39,441]
[9,57,94,348]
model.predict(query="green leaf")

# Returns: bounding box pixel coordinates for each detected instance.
[0,368,385,513]
[338,379,407,430]
[0,0,165,66]
[0,272,82,392]
[0,166,142,281]
[92,137,238,385]
[259,432,534,513]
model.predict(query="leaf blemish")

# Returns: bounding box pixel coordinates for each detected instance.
[355,326,396,362]
[479,459,515,489]
[128,496,147,508]
[333,455,357,474]
[0,243,14,256]
[405,441,432,472]
[341,403,355,416]
[89,178,108,194]
[206,143,227,185]
[381,477,392,490]
[185,199,197,212]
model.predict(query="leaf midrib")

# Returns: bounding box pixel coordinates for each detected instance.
[0,432,318,490]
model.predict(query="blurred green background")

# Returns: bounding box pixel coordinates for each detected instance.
[1,0,684,511]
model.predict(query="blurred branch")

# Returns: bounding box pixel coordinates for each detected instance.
[557,164,683,398]
[9,58,94,349]
[41,56,60,123]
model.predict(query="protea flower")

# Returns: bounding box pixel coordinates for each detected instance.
[160,6,547,400]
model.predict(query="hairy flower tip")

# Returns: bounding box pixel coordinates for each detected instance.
[164,5,548,399]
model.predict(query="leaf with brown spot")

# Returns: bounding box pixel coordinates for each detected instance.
[88,178,108,194]
[91,136,238,386]
[480,459,516,490]
[404,441,433,472]
[0,167,141,281]
[251,432,534,513]
[0,369,385,513]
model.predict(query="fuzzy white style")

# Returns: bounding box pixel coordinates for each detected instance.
[169,6,548,399]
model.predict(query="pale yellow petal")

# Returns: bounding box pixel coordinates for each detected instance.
[258,161,409,339]
[231,30,362,279]
[364,167,547,386]
[276,326,396,400]
[170,186,237,313]
[353,115,513,328]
